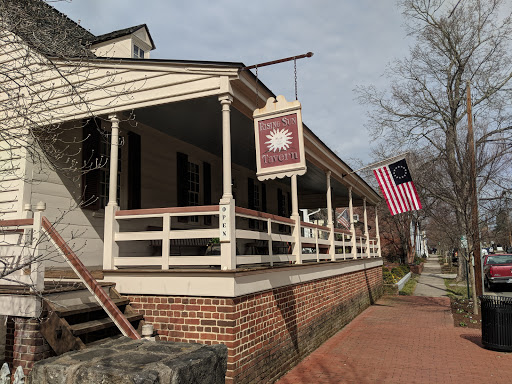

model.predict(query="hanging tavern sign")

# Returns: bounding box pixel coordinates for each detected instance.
[253,95,307,181]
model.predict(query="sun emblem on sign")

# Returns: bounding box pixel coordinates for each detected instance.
[265,128,293,152]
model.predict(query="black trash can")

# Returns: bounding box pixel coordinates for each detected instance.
[480,295,512,352]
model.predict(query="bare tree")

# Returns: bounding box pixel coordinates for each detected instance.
[0,0,125,288]
[357,0,512,292]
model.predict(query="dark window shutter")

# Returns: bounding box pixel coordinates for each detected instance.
[127,132,141,210]
[177,152,188,207]
[261,183,267,212]
[203,161,212,225]
[248,177,256,229]
[287,192,292,217]
[82,118,101,210]
[248,177,255,210]
[203,161,211,205]
[277,188,285,217]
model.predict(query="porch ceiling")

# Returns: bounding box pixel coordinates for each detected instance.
[134,96,370,209]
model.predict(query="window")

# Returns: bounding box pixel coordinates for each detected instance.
[83,119,128,210]
[188,161,200,223]
[253,184,260,210]
[133,44,145,59]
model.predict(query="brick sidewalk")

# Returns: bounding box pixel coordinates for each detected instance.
[277,296,512,384]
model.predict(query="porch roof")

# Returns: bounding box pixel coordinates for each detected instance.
[52,56,380,207]
[134,95,379,207]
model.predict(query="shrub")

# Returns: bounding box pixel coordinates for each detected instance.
[382,268,395,284]
[390,267,405,279]
[413,255,425,265]
[383,264,411,284]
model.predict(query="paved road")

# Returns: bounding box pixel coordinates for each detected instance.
[484,284,512,298]
[451,259,512,298]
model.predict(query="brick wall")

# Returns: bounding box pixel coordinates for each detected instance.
[5,317,53,378]
[129,266,383,383]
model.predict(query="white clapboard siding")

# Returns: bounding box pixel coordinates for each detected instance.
[0,29,236,130]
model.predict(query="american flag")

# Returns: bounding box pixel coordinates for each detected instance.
[373,158,422,216]
[336,209,350,229]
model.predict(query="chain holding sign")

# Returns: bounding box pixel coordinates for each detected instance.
[253,95,307,181]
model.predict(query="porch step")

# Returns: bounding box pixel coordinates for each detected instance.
[70,313,143,336]
[41,285,144,355]
[53,298,130,317]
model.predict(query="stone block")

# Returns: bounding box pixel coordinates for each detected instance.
[29,337,227,384]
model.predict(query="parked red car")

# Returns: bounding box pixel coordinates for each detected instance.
[483,254,512,291]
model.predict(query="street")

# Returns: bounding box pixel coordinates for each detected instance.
[484,284,512,298]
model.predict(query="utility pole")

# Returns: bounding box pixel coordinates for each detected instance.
[467,81,483,299]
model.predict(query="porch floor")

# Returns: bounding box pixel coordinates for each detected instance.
[0,281,114,296]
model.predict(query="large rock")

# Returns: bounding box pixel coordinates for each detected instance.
[30,337,227,384]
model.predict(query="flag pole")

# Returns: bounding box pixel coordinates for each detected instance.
[343,152,410,178]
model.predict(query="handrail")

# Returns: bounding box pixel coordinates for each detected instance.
[235,206,295,225]
[300,221,329,231]
[333,228,351,234]
[41,217,140,340]
[116,205,220,217]
[0,218,34,227]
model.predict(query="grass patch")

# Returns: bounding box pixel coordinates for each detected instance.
[444,278,471,300]
[399,275,418,296]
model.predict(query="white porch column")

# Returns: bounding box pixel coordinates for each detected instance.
[326,171,335,261]
[103,115,120,270]
[291,174,302,264]
[108,115,120,207]
[31,201,45,292]
[375,206,382,258]
[219,94,236,270]
[363,198,370,258]
[219,94,234,202]
[349,187,357,259]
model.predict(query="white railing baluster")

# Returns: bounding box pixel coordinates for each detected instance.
[0,363,10,384]
[162,213,170,270]
[13,366,24,384]
[342,233,346,260]
[267,217,273,267]
[315,228,319,262]
[31,202,45,291]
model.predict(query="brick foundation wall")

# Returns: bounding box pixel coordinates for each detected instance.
[129,266,383,383]
[5,317,53,378]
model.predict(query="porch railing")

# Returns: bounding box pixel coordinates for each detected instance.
[0,204,140,340]
[107,205,380,270]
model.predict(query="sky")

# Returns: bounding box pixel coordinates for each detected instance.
[52,0,412,167]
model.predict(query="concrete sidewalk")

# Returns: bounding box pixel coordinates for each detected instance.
[415,256,456,297]
[277,259,512,384]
